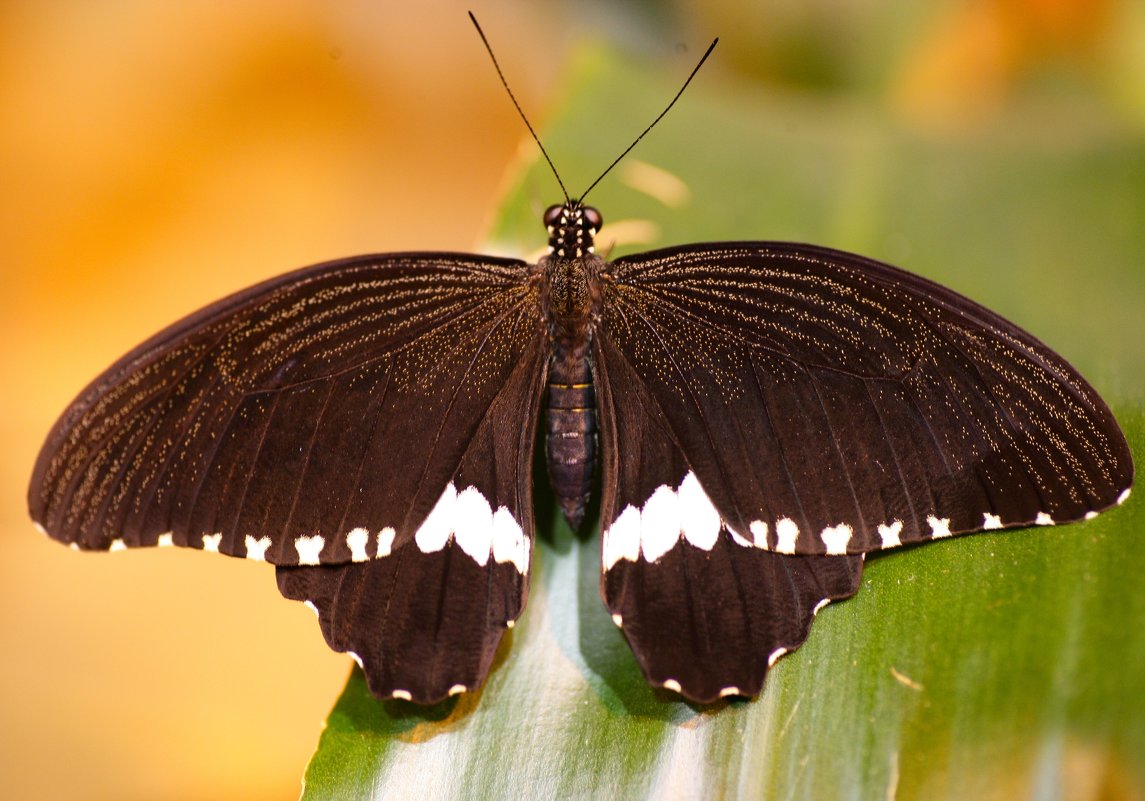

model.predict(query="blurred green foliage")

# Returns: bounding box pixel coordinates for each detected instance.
[302,16,1144,799]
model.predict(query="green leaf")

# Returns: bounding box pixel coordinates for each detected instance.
[302,47,1144,800]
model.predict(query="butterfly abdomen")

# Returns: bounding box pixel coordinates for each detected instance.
[545,347,597,530]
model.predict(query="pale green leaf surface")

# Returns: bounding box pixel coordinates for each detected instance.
[302,48,1144,800]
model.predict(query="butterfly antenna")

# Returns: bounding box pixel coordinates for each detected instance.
[578,37,717,206]
[469,11,570,204]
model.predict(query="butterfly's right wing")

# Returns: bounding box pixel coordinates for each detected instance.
[592,342,862,701]
[591,241,1131,702]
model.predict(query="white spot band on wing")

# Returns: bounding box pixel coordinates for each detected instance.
[749,520,769,550]
[491,507,529,574]
[244,535,272,561]
[775,518,799,554]
[376,527,396,557]
[927,516,951,538]
[294,535,324,565]
[415,484,456,554]
[603,472,727,568]
[346,528,370,562]
[820,524,853,555]
[453,487,494,566]
[603,505,641,569]
[878,520,903,549]
[411,483,529,574]
[640,485,680,562]
[677,472,720,550]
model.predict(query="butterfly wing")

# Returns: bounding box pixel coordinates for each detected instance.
[593,335,862,702]
[594,241,1132,700]
[30,252,547,702]
[276,326,543,702]
[598,241,1131,553]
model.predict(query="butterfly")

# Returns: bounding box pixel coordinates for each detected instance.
[28,18,1134,705]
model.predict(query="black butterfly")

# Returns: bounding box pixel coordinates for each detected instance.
[29,21,1133,705]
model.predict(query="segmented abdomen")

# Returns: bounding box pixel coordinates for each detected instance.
[545,351,596,529]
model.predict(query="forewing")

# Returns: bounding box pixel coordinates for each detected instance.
[593,336,862,702]
[29,252,546,567]
[598,242,1133,556]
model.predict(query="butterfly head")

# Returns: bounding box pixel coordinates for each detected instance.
[544,203,602,260]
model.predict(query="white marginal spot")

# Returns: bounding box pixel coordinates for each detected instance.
[391,689,413,702]
[662,679,682,693]
[202,533,223,553]
[767,647,788,667]
[415,483,457,553]
[303,600,319,618]
[878,520,904,549]
[348,651,364,669]
[453,487,494,566]
[1085,511,1099,520]
[820,523,853,555]
[603,505,641,570]
[492,507,529,574]
[749,520,770,550]
[33,522,48,536]
[244,535,272,561]
[69,543,80,551]
[448,684,466,696]
[505,619,515,629]
[982,512,1003,530]
[641,484,681,562]
[1118,488,1131,505]
[678,472,720,551]
[927,515,952,539]
[775,518,799,554]
[728,527,753,548]
[812,598,831,617]
[157,533,174,548]
[718,686,741,698]
[611,613,623,627]
[376,527,396,557]
[346,527,369,562]
[294,535,325,565]
[1035,512,1055,526]
[109,538,127,552]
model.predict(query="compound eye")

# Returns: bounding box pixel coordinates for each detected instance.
[582,206,603,231]
[543,205,564,228]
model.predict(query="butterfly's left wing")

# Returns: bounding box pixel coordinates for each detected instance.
[593,241,1132,702]
[276,327,543,702]
[29,252,547,703]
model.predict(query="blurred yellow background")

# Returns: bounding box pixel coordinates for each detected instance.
[2,4,564,800]
[2,1,1141,800]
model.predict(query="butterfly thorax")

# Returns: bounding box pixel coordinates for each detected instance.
[539,202,604,529]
